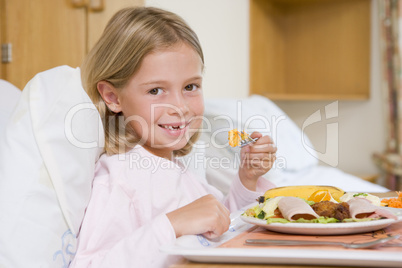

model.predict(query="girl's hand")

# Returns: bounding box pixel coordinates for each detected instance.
[239,132,277,191]
[166,194,230,239]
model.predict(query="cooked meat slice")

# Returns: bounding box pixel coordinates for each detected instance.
[311,201,351,221]
[278,197,320,221]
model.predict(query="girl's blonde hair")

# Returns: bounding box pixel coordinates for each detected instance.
[81,6,204,156]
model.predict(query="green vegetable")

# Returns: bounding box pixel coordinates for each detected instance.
[257,210,266,219]
[304,199,315,206]
[343,218,376,223]
[293,217,339,223]
[266,217,339,224]
[353,193,368,197]
[266,218,289,224]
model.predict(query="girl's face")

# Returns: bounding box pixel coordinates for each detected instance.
[116,43,204,159]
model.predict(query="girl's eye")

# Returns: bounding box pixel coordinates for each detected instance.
[149,88,162,95]
[184,84,198,92]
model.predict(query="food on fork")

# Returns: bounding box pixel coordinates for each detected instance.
[240,131,250,141]
[228,129,241,147]
[228,129,256,147]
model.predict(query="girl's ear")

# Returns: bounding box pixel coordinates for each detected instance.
[97,81,122,113]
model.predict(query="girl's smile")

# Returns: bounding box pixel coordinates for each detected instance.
[102,43,204,159]
[158,121,190,136]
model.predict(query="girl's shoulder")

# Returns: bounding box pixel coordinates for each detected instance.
[95,145,185,177]
[96,146,148,172]
[92,146,157,191]
[97,145,151,163]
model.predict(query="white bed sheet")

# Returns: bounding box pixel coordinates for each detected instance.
[0,79,21,138]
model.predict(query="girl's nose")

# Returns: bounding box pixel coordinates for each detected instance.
[168,92,189,115]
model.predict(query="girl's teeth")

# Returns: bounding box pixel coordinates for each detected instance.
[162,125,185,130]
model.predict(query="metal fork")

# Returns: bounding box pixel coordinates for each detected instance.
[240,137,258,147]
[244,235,400,249]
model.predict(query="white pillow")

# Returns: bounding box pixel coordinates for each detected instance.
[0,66,104,267]
[0,79,21,137]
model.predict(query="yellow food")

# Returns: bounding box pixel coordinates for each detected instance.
[308,190,335,202]
[264,185,345,202]
[240,131,250,141]
[228,129,242,147]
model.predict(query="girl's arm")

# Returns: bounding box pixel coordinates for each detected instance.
[166,194,230,239]
[214,131,277,211]
[238,132,277,191]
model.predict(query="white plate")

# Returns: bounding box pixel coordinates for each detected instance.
[160,207,402,267]
[241,205,402,235]
[241,216,400,235]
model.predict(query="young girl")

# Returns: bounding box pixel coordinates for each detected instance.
[71,6,277,268]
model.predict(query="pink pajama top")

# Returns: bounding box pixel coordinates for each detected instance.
[71,145,275,268]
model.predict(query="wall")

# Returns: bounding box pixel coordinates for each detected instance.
[145,0,249,99]
[146,0,387,180]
